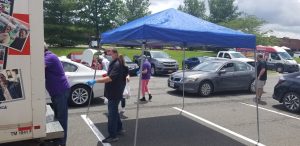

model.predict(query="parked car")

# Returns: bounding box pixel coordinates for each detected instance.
[168,59,255,96]
[59,57,106,106]
[217,51,255,67]
[133,50,179,75]
[182,56,209,69]
[273,72,300,112]
[124,56,139,76]
[294,51,300,58]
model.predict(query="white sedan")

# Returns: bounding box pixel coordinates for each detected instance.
[47,57,106,107]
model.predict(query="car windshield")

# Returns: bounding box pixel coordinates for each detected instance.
[151,52,169,58]
[192,61,223,72]
[231,53,246,58]
[278,52,293,60]
[124,56,132,62]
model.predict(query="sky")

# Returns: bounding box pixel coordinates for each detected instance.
[149,0,300,40]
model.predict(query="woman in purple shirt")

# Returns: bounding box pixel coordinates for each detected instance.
[140,58,152,101]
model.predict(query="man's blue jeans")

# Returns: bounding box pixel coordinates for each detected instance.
[107,99,123,137]
[51,89,70,145]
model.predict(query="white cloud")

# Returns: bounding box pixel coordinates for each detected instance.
[149,0,300,39]
[149,0,183,13]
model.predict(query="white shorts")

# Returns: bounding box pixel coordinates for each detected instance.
[256,80,266,89]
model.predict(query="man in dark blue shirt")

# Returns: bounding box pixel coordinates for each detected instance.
[256,54,267,102]
[87,48,126,143]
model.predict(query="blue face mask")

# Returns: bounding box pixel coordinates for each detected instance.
[106,55,112,61]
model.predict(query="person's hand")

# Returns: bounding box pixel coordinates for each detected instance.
[126,76,130,82]
[86,79,96,86]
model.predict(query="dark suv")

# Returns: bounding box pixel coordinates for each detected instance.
[273,72,300,112]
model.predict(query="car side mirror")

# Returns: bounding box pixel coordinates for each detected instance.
[219,69,226,74]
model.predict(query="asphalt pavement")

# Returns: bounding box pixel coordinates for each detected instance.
[3,72,300,146]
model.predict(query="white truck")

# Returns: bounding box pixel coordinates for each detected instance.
[0,0,63,144]
[217,51,255,66]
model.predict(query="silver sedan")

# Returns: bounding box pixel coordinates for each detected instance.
[168,60,256,96]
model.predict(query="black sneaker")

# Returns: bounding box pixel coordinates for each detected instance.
[148,94,152,101]
[102,137,119,143]
[140,97,146,101]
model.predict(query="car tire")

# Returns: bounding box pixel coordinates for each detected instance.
[276,65,284,73]
[151,65,156,76]
[199,81,213,97]
[249,80,256,93]
[283,92,300,112]
[69,85,92,107]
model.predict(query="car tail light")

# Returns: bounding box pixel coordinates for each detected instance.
[102,74,107,77]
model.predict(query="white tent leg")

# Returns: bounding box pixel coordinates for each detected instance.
[180,46,186,113]
[254,49,261,143]
[134,42,146,146]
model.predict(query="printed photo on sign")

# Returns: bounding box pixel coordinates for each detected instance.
[0,45,7,70]
[0,0,14,15]
[0,69,24,103]
[0,12,29,51]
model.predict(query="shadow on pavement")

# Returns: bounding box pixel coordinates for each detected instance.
[95,115,245,146]
[167,90,253,99]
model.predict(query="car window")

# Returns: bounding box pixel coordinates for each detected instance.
[61,61,78,72]
[218,53,223,57]
[224,53,231,59]
[221,63,234,72]
[235,62,252,71]
[271,53,280,60]
[144,51,151,58]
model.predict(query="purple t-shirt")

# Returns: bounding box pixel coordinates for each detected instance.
[142,60,151,80]
[45,51,70,96]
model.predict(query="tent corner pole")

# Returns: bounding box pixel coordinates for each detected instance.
[134,42,146,146]
[180,43,187,114]
[254,48,261,143]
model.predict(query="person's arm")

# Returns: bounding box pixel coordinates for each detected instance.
[87,62,120,85]
[142,69,147,74]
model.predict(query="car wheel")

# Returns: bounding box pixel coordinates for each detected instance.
[69,85,92,107]
[249,80,256,93]
[276,65,284,73]
[199,81,213,96]
[283,92,300,112]
[151,65,156,76]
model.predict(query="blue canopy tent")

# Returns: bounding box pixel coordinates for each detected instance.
[100,8,261,145]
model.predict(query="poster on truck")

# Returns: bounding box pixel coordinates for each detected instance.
[0,69,24,103]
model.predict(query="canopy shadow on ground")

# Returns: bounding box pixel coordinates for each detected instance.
[167,90,253,99]
[95,115,245,146]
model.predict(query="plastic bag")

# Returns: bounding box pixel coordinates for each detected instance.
[123,84,131,99]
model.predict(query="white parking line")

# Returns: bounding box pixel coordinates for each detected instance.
[173,107,265,146]
[81,115,111,146]
[240,102,300,121]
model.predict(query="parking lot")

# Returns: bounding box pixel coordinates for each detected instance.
[3,73,300,146]
[63,72,300,146]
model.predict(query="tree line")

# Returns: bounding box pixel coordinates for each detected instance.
[44,0,278,47]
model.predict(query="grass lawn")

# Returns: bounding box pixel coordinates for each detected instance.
[295,57,300,64]
[49,47,216,69]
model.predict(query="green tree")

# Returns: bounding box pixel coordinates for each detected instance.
[125,0,150,22]
[219,14,279,46]
[77,0,126,41]
[178,0,206,19]
[208,0,240,23]
[44,0,86,46]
